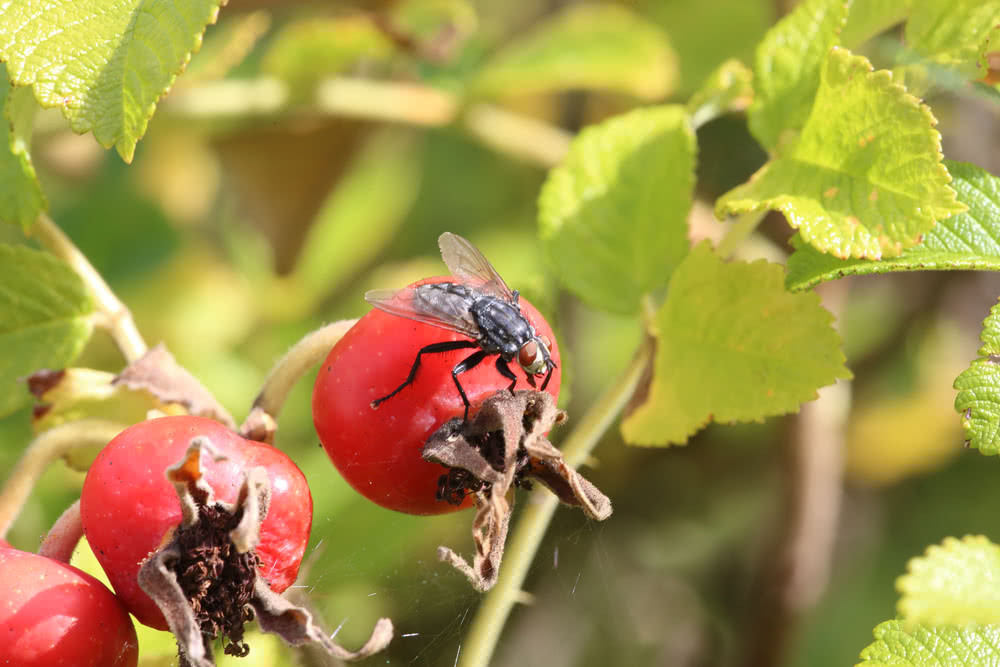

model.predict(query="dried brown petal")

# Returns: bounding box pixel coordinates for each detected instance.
[423,390,612,591]
[115,344,236,428]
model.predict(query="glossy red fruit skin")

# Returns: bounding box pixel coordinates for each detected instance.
[313,277,561,515]
[80,416,312,630]
[0,546,138,667]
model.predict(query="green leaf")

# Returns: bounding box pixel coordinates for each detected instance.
[718,47,965,260]
[786,162,1000,290]
[897,536,1000,625]
[538,105,696,314]
[0,67,45,229]
[0,244,95,418]
[0,0,226,162]
[954,298,1000,454]
[474,4,677,100]
[260,16,393,102]
[857,620,1000,666]
[905,0,1000,81]
[621,243,850,446]
[747,0,848,151]
[841,0,912,49]
[687,59,753,129]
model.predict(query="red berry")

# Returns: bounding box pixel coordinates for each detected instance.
[80,416,312,630]
[0,546,138,667]
[313,277,561,515]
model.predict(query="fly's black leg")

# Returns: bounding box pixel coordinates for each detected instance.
[495,357,518,394]
[539,364,554,391]
[371,340,479,409]
[452,350,489,420]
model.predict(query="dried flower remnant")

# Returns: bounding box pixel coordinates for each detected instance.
[423,390,612,591]
[137,438,392,667]
[115,344,237,428]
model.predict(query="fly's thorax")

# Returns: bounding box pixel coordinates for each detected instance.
[469,296,533,359]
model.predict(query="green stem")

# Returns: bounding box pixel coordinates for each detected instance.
[239,319,358,443]
[38,500,83,563]
[458,339,652,667]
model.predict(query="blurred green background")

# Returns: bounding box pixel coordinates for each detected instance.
[3,0,1000,665]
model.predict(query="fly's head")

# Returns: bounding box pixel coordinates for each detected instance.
[518,334,556,387]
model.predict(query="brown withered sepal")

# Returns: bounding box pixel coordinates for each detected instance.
[115,344,236,428]
[422,390,612,591]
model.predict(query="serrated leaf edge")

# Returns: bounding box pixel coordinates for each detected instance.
[748,0,849,150]
[2,85,46,226]
[896,535,1000,624]
[621,246,850,446]
[721,47,965,260]
[0,1,228,162]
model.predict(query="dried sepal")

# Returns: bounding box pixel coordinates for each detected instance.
[251,579,394,660]
[423,390,612,591]
[436,491,512,592]
[115,344,236,428]
[138,438,269,667]
[138,437,393,666]
[523,449,612,521]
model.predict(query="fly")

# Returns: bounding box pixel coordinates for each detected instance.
[365,232,557,420]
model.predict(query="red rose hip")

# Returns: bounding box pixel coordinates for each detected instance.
[80,416,312,629]
[0,546,138,667]
[313,277,561,515]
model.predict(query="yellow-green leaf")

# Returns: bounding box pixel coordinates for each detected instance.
[786,162,1000,290]
[842,0,912,48]
[0,66,45,228]
[955,297,1000,454]
[687,59,753,129]
[0,244,94,417]
[897,536,1000,625]
[718,48,965,260]
[538,105,696,314]
[0,0,226,162]
[905,0,1000,81]
[621,243,850,446]
[858,620,1000,666]
[747,0,848,151]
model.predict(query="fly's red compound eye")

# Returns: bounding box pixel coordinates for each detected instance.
[518,340,539,369]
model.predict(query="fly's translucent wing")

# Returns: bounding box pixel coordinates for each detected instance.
[438,232,515,302]
[365,285,481,339]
